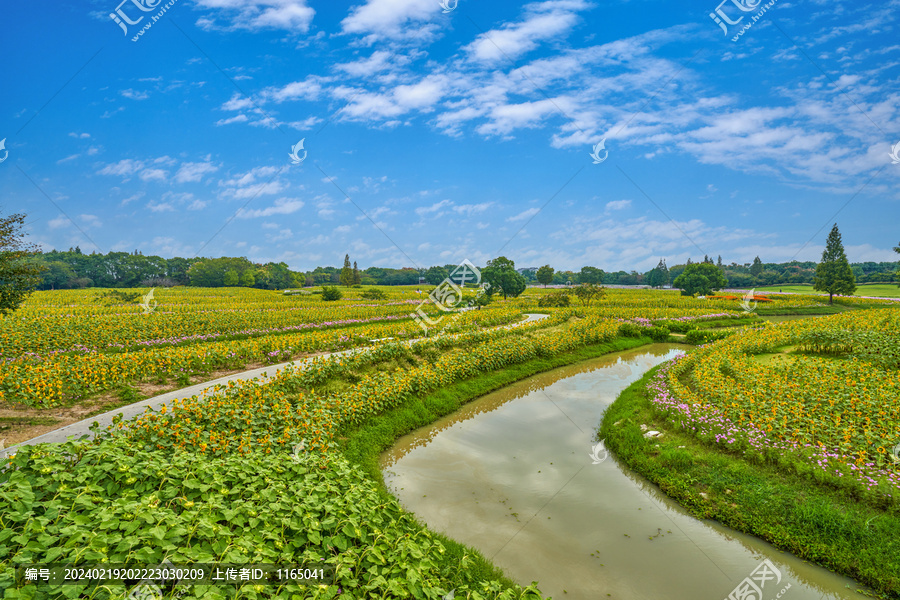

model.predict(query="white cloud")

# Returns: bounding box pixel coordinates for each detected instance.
[237,197,305,218]
[175,161,219,183]
[464,0,590,64]
[48,216,70,229]
[215,114,250,126]
[452,202,493,216]
[508,207,540,222]
[220,166,288,199]
[120,89,149,100]
[80,214,101,227]
[605,199,631,211]
[341,0,440,43]
[415,199,452,216]
[222,94,255,111]
[194,0,315,32]
[98,159,144,177]
[140,168,169,182]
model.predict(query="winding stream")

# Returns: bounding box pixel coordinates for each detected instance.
[381,344,865,599]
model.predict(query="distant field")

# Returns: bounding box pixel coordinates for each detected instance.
[751,283,900,298]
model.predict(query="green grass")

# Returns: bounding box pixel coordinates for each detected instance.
[337,336,655,596]
[754,283,900,298]
[755,304,851,315]
[599,367,900,599]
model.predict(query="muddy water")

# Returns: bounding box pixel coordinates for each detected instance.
[381,344,865,600]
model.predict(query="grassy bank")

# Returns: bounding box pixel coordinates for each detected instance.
[337,336,656,595]
[754,284,900,298]
[599,367,900,599]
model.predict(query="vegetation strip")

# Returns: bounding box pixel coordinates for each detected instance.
[600,371,900,597]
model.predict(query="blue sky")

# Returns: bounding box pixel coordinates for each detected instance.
[1,0,899,272]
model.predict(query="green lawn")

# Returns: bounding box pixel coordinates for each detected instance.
[754,283,900,298]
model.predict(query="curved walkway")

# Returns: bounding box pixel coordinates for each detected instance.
[0,313,548,459]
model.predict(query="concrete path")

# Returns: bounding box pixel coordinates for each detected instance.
[1,313,548,459]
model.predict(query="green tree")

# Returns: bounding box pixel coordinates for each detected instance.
[672,263,728,296]
[223,269,239,286]
[646,259,669,288]
[239,270,255,287]
[536,265,554,287]
[424,266,449,285]
[537,290,570,307]
[41,260,76,290]
[750,256,763,277]
[894,242,900,287]
[813,224,856,304]
[482,256,527,300]
[0,212,46,315]
[352,261,361,285]
[578,266,604,284]
[573,282,605,307]
[322,286,343,301]
[340,254,353,287]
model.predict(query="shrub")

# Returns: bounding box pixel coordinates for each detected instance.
[322,286,343,301]
[684,329,732,345]
[360,288,386,300]
[618,322,645,337]
[647,326,670,342]
[654,319,696,333]
[538,291,570,307]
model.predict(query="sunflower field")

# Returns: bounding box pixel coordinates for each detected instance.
[651,308,900,501]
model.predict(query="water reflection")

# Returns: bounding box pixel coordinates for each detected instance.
[382,344,868,600]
